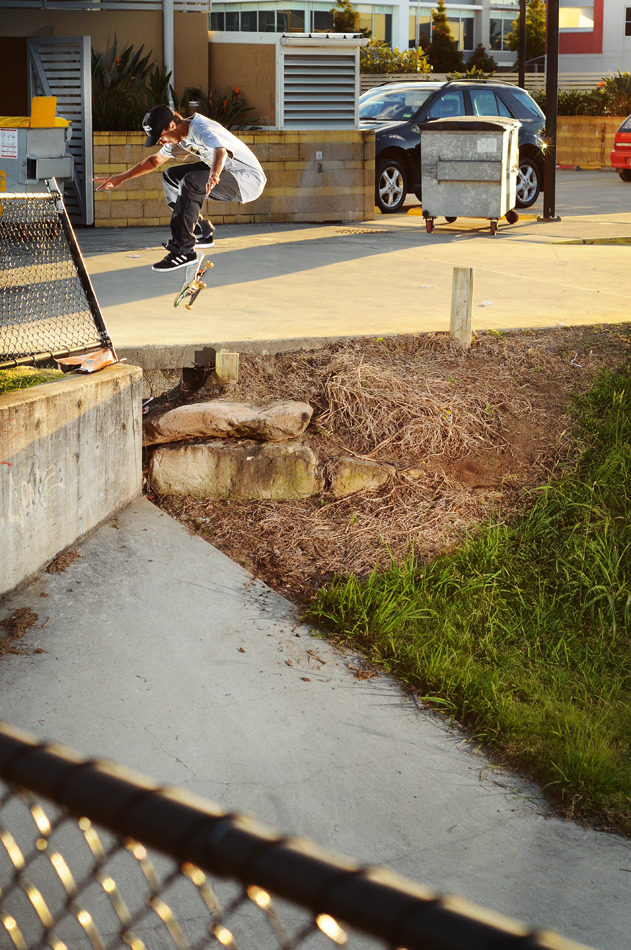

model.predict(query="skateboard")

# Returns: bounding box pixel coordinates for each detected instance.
[173,254,214,311]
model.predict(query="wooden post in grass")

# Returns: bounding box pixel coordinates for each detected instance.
[215,350,239,384]
[450,266,474,349]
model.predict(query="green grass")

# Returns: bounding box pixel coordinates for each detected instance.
[0,367,65,396]
[305,363,631,835]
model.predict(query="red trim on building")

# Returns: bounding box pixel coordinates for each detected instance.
[558,0,603,55]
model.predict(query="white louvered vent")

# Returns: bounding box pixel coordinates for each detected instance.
[281,52,358,129]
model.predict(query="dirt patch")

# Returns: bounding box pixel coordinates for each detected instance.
[150,325,631,604]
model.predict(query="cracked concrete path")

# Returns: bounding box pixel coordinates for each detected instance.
[1,498,629,949]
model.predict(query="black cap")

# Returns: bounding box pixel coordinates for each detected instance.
[142,105,175,147]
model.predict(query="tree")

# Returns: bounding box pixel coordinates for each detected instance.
[506,0,547,64]
[427,0,465,73]
[330,0,360,33]
[466,44,497,75]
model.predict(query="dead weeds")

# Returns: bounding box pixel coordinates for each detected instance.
[153,325,631,604]
[0,608,39,657]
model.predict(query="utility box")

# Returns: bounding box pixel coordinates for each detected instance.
[419,116,521,234]
[0,97,73,193]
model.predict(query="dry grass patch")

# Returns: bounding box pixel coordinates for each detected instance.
[154,324,631,604]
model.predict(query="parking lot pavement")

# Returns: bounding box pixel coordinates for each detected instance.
[78,169,631,364]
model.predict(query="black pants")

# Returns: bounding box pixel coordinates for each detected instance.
[162,162,241,254]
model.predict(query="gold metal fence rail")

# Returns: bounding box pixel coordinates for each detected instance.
[0,722,593,950]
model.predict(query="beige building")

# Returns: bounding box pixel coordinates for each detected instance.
[0,0,211,117]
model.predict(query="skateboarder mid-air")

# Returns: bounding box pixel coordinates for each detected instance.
[94,104,266,272]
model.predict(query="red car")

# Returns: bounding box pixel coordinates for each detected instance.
[610,115,631,181]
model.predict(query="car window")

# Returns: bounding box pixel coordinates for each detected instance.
[426,90,465,120]
[501,88,545,120]
[618,115,631,132]
[470,89,499,116]
[359,87,435,121]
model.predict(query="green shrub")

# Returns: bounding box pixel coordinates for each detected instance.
[599,70,631,116]
[91,38,260,132]
[360,38,431,74]
[91,38,168,131]
[196,87,260,131]
[465,44,497,74]
[532,73,631,117]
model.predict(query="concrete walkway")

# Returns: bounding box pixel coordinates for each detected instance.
[1,499,629,950]
[1,171,630,949]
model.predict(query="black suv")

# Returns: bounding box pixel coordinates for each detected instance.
[359,79,546,213]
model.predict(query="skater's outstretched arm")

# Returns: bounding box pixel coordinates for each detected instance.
[94,151,169,191]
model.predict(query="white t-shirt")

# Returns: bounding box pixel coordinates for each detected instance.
[159,114,266,202]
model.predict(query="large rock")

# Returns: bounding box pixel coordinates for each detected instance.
[149,440,323,500]
[143,400,313,446]
[330,457,395,497]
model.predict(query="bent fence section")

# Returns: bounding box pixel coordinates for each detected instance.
[0,722,592,950]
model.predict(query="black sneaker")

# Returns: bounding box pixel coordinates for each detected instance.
[152,250,197,272]
[195,231,215,249]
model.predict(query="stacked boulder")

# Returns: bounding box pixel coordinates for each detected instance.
[144,400,395,500]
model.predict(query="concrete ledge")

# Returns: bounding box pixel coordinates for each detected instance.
[0,365,143,596]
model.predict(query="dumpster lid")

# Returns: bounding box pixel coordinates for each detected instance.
[0,116,70,128]
[419,116,521,133]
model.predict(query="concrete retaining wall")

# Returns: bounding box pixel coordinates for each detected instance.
[0,365,143,597]
[93,129,376,227]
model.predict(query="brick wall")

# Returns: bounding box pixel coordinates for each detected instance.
[556,116,621,169]
[93,130,376,227]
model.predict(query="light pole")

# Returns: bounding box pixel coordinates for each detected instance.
[542,0,560,220]
[518,0,527,89]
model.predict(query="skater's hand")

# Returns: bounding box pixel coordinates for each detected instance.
[94,173,125,192]
[206,172,221,195]
[206,147,228,195]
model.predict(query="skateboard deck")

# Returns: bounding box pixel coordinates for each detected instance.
[173,255,214,311]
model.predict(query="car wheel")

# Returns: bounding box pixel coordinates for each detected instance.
[376,157,407,213]
[516,156,541,208]
[619,169,631,182]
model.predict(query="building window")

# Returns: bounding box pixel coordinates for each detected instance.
[278,8,305,31]
[311,9,335,31]
[559,1,594,31]
[211,3,311,33]
[409,8,473,52]
[448,14,473,52]
[489,11,516,52]
[626,7,631,37]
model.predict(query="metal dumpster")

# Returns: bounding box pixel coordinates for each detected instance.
[0,97,73,194]
[419,116,521,235]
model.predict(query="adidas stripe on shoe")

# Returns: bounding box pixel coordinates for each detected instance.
[152,251,198,272]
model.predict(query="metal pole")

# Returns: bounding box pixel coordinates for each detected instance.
[163,0,175,107]
[542,0,560,220]
[518,0,527,89]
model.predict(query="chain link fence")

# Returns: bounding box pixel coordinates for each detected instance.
[0,187,112,370]
[0,723,593,950]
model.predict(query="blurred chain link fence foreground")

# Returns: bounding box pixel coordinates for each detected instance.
[0,722,592,950]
